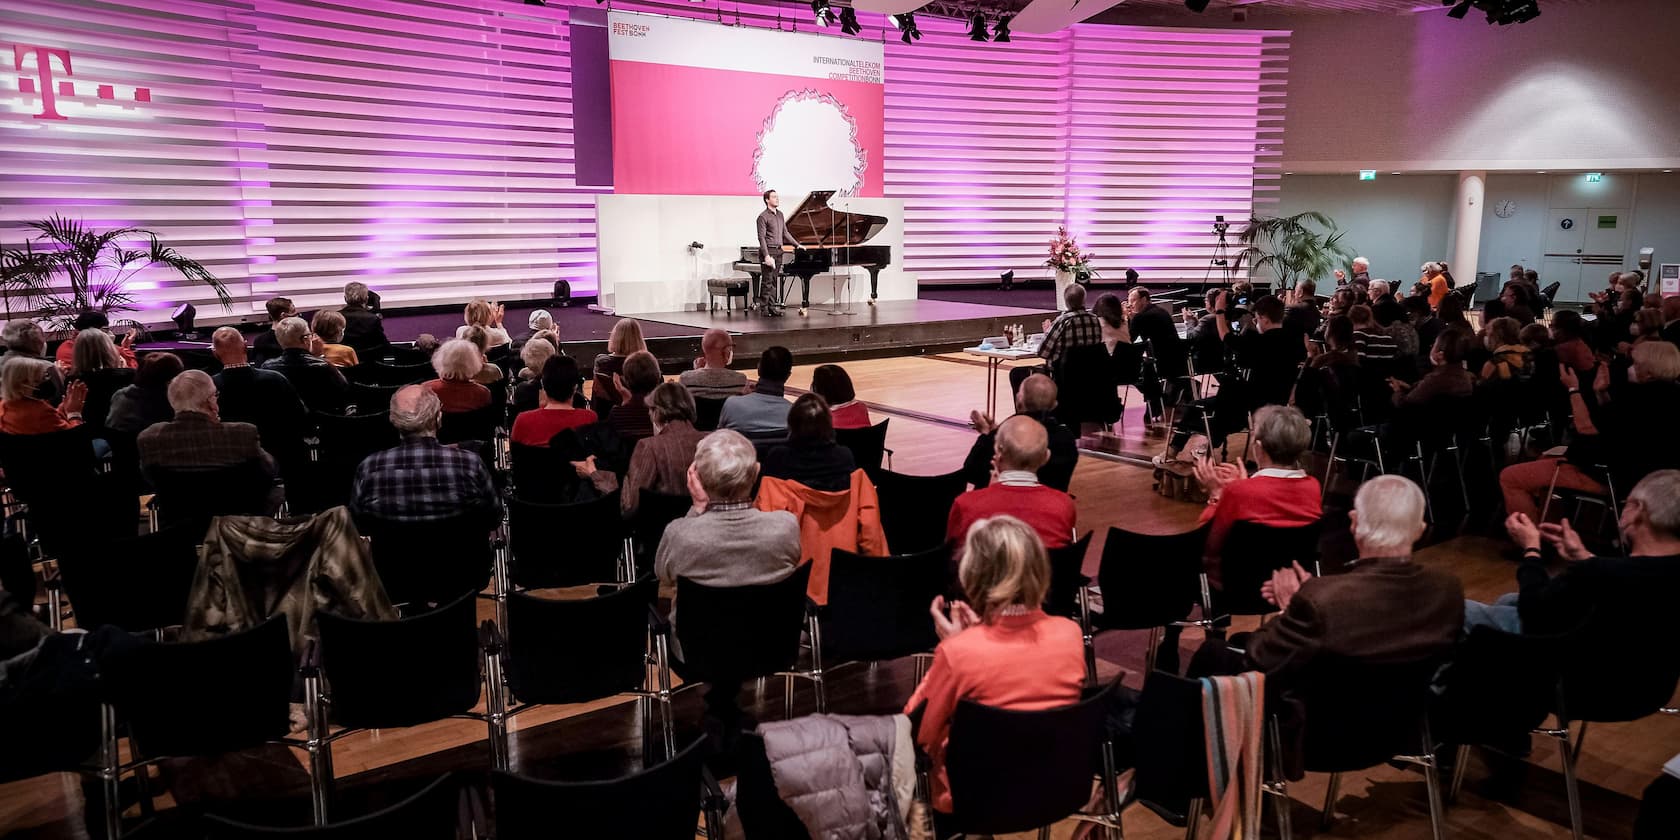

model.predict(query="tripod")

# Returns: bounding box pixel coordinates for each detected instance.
[1202,225,1237,292]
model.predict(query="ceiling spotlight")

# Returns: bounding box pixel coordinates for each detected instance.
[524,0,546,5]
[892,13,920,43]
[839,7,861,34]
[811,0,832,26]
[992,14,1011,42]
[1184,0,1211,12]
[1445,0,1473,18]
[969,12,988,41]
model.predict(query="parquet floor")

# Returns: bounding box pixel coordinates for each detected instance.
[3,354,1676,839]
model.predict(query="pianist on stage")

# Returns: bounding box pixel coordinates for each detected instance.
[756,189,804,316]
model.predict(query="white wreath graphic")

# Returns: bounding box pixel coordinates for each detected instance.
[752,89,868,198]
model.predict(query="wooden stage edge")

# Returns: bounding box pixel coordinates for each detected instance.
[628,298,1058,368]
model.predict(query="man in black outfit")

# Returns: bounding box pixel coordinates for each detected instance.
[1369,280,1406,327]
[251,297,295,365]
[1283,279,1322,339]
[211,326,309,483]
[1127,286,1189,422]
[1154,293,1306,463]
[339,282,388,353]
[964,373,1077,492]
[1184,289,1226,375]
[259,317,350,415]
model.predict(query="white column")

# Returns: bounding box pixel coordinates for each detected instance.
[1452,171,1486,284]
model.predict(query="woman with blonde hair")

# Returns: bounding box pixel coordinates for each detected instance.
[456,298,510,348]
[591,318,647,415]
[310,310,359,367]
[423,338,492,412]
[904,515,1086,818]
[67,328,135,438]
[0,356,88,434]
[1479,316,1531,381]
[458,324,506,386]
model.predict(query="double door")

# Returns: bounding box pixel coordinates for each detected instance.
[1543,207,1629,303]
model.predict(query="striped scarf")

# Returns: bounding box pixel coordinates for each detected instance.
[1200,671,1265,840]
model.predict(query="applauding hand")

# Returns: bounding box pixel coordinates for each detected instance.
[929,596,981,641]
[1261,561,1312,610]
[1539,517,1592,562]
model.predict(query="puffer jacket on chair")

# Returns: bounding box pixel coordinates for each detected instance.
[727,713,915,840]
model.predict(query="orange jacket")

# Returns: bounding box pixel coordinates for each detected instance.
[754,469,889,605]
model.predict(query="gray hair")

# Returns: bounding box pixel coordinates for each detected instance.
[431,339,482,381]
[520,336,556,375]
[1,320,45,356]
[1369,280,1391,297]
[1352,256,1370,270]
[1421,262,1443,275]
[275,316,310,349]
[71,329,123,374]
[1353,475,1426,556]
[1629,470,1680,538]
[649,381,696,425]
[343,281,369,306]
[167,369,217,414]
[1251,405,1311,466]
[389,384,442,437]
[0,356,52,401]
[693,429,758,503]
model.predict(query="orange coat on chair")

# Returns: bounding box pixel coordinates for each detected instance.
[755,469,889,605]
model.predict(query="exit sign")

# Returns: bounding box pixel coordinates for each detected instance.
[1359,170,1376,181]
[1586,172,1603,182]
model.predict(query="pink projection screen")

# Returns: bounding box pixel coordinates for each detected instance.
[607,12,884,198]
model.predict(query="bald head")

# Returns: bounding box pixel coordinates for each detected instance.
[212,327,248,366]
[701,328,734,368]
[994,415,1050,473]
[390,384,442,437]
[1016,373,1058,414]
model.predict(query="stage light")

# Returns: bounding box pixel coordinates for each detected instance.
[1184,0,1211,12]
[992,15,1011,42]
[811,0,832,26]
[170,303,198,339]
[969,13,988,41]
[891,13,920,44]
[839,7,861,35]
[1498,0,1540,23]
[1445,0,1473,18]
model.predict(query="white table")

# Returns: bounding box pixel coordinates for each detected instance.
[964,345,1041,416]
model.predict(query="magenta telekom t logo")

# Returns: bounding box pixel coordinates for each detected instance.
[13,44,151,120]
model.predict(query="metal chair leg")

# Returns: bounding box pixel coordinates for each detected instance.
[1320,771,1341,831]
[1449,744,1471,803]
[1183,797,1203,840]
[1422,750,1447,840]
[783,673,795,719]
[1266,717,1293,840]
[1555,724,1585,840]
[1144,625,1162,674]
[100,702,122,840]
[1078,585,1097,687]
[304,670,332,825]
[808,613,827,714]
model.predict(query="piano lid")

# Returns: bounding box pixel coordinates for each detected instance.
[785,190,888,248]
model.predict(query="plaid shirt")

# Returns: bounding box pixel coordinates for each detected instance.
[1037,307,1103,372]
[351,436,501,526]
[137,411,274,474]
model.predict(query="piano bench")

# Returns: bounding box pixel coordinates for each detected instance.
[707,278,751,313]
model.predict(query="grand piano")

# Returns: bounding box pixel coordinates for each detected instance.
[735,190,892,312]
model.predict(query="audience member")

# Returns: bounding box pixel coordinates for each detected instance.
[578,381,706,518]
[423,339,492,412]
[592,318,647,414]
[1471,470,1680,636]
[1370,280,1405,326]
[947,415,1075,552]
[251,297,296,365]
[1437,294,1472,335]
[105,351,182,434]
[1661,296,1680,349]
[1191,405,1321,573]
[137,370,274,486]
[1480,317,1532,381]
[1184,289,1226,374]
[511,335,558,416]
[514,309,555,347]
[761,393,858,492]
[756,420,886,604]
[509,355,594,447]
[1283,279,1321,338]
[310,310,359,368]
[1499,282,1538,326]
[1156,294,1305,465]
[66,328,136,437]
[718,345,794,440]
[413,333,441,358]
[606,350,662,444]
[0,357,86,434]
[210,327,307,467]
[457,325,506,386]
[2,320,62,403]
[1010,283,1102,397]
[906,515,1085,817]
[1349,256,1372,286]
[54,312,137,372]
[1126,285,1190,422]
[1391,330,1475,409]
[1349,304,1398,363]
[1402,295,1443,355]
[680,328,749,400]
[1550,310,1596,375]
[963,373,1078,492]
[456,298,509,348]
[339,282,388,352]
[1309,315,1358,370]
[350,385,501,528]
[260,316,349,414]
[810,364,870,430]
[1422,262,1450,309]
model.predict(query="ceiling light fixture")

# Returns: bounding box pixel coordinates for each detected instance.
[991,14,1011,42]
[1439,0,1541,25]
[1185,0,1212,12]
[838,7,861,35]
[969,12,989,41]
[892,13,921,44]
[811,0,832,26]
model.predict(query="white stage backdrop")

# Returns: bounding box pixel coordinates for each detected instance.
[596,194,908,313]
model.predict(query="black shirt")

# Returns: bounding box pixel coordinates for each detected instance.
[252,329,282,365]
[1185,313,1225,374]
[1284,303,1322,340]
[214,365,309,464]
[762,439,858,492]
[261,348,349,415]
[961,410,1077,492]
[1518,552,1680,636]
[1130,304,1188,377]
[340,305,389,353]
[1227,327,1307,410]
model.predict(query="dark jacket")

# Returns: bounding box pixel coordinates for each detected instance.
[1130,304,1188,377]
[1518,553,1680,636]
[339,304,389,352]
[262,348,349,415]
[137,411,274,479]
[762,440,859,492]
[214,365,309,467]
[962,410,1077,492]
[252,329,282,365]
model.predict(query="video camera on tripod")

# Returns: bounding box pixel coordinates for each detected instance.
[1212,214,1230,236]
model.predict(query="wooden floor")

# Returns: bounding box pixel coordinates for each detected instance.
[5,354,1678,839]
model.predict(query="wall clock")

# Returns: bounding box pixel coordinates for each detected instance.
[1494,199,1517,219]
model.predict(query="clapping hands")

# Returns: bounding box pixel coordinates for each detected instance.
[1261,562,1312,610]
[930,596,981,641]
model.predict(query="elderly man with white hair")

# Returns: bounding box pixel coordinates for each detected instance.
[137,370,274,484]
[1350,256,1372,287]
[339,281,388,352]
[1190,476,1463,689]
[349,384,500,529]
[260,316,349,414]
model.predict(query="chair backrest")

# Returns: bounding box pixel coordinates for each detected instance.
[1095,525,1208,630]
[346,381,401,415]
[202,772,462,838]
[631,489,693,558]
[361,514,494,607]
[1055,343,1128,426]
[492,737,708,840]
[834,419,889,475]
[506,578,656,705]
[674,564,812,684]
[734,731,813,839]
[438,403,500,446]
[317,590,482,730]
[102,614,294,759]
[361,362,433,387]
[822,545,949,663]
[1558,607,1680,724]
[1218,520,1320,616]
[945,680,1116,834]
[507,492,626,589]
[1431,626,1562,747]
[693,397,726,432]
[1130,671,1211,819]
[1044,532,1093,618]
[874,468,968,554]
[55,525,200,635]
[0,426,100,504]
[1290,655,1441,774]
[148,461,276,531]
[508,443,576,503]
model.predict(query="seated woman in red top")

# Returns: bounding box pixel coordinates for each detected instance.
[810,364,871,430]
[423,339,492,413]
[1191,404,1323,579]
[509,355,594,447]
[0,357,88,434]
[905,514,1086,818]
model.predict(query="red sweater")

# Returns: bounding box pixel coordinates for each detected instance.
[946,481,1076,551]
[510,406,595,447]
[829,400,872,430]
[1200,471,1322,582]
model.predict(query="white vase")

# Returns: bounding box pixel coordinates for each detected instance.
[1053,269,1075,311]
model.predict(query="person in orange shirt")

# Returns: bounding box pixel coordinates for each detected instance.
[905,515,1087,818]
[0,357,88,434]
[1423,262,1450,310]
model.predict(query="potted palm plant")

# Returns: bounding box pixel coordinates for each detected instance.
[1,215,230,330]
[1235,211,1354,290]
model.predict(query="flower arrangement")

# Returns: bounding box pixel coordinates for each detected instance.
[1045,225,1097,281]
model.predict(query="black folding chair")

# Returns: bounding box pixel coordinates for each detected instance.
[673,565,815,719]
[630,489,693,572]
[1210,520,1321,620]
[834,419,891,476]
[146,461,277,533]
[693,397,726,432]
[438,404,500,446]
[1087,525,1212,675]
[1127,672,1212,838]
[200,773,463,839]
[55,525,200,636]
[346,381,400,415]
[820,545,949,681]
[360,513,494,609]
[306,412,400,511]
[492,737,722,840]
[354,361,433,386]
[874,468,967,554]
[1430,626,1563,802]
[504,492,629,590]
[507,443,574,503]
